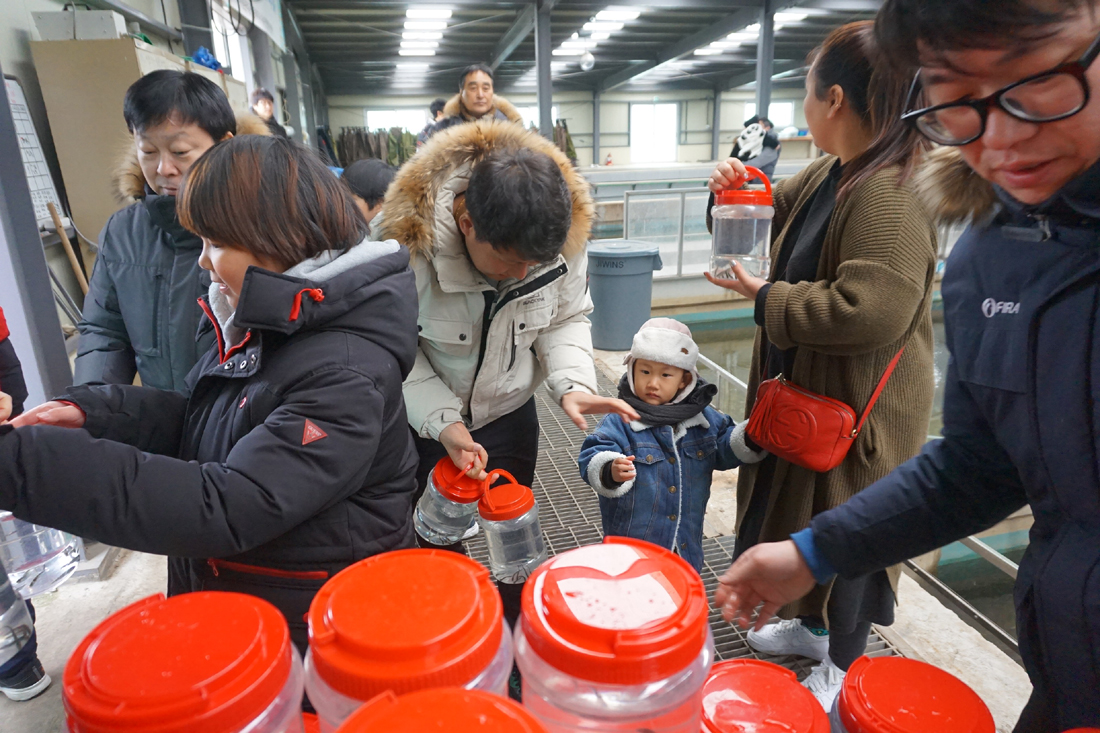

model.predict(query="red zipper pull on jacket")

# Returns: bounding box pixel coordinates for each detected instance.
[208,558,219,577]
[289,288,325,321]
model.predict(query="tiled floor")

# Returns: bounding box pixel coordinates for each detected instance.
[465,377,898,681]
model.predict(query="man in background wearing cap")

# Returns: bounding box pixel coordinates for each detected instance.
[578,318,764,573]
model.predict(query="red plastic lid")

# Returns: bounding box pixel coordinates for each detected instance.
[479,469,536,521]
[701,660,829,733]
[336,688,548,733]
[837,656,995,733]
[714,165,774,207]
[307,550,503,700]
[431,457,485,502]
[519,537,708,686]
[303,712,321,733]
[63,592,293,733]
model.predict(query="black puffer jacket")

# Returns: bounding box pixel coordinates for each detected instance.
[0,241,419,650]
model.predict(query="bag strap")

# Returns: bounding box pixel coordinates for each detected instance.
[854,347,906,436]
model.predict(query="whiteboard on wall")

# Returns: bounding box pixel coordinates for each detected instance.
[4,76,63,231]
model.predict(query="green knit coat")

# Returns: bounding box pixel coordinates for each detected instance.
[735,155,937,622]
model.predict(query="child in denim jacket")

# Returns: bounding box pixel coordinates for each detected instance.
[578,319,764,572]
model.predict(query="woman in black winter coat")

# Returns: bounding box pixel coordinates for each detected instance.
[0,136,420,651]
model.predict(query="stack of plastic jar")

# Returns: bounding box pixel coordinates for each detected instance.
[335,688,547,732]
[515,537,714,732]
[304,550,513,732]
[63,592,305,733]
[0,511,83,597]
[830,656,995,732]
[710,166,774,280]
[413,457,484,545]
[0,560,33,669]
[478,470,548,583]
[700,659,829,733]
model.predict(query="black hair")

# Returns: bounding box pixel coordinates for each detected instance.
[876,0,1094,71]
[341,158,397,208]
[251,88,275,106]
[430,98,447,117]
[459,63,494,89]
[124,70,236,141]
[465,147,572,262]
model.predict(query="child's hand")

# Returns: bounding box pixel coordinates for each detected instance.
[611,455,636,483]
[0,392,10,423]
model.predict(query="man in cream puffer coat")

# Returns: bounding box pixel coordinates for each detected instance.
[375,119,637,522]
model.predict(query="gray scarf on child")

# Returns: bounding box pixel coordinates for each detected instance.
[617,375,717,427]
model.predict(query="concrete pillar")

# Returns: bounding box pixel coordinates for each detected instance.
[534,0,553,139]
[283,54,303,143]
[711,89,722,160]
[755,0,775,121]
[592,90,601,163]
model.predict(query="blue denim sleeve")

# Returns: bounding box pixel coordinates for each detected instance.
[790,528,837,584]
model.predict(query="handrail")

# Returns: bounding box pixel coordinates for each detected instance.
[958,536,1019,579]
[623,187,711,277]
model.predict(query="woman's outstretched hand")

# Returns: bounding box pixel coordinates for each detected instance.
[7,401,86,430]
[709,157,750,193]
[705,261,767,301]
[714,540,817,630]
[560,392,640,431]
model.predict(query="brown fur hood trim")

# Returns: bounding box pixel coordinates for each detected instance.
[112,112,272,203]
[913,146,1000,225]
[377,119,594,261]
[442,93,523,125]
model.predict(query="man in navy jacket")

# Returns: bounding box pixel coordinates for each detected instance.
[716,2,1100,730]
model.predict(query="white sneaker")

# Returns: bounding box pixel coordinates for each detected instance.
[803,655,845,711]
[746,618,829,661]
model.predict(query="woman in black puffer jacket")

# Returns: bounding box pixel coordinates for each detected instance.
[0,136,419,652]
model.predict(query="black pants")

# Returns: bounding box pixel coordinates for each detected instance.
[412,398,540,629]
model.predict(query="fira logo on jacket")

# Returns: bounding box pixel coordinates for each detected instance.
[982,298,1020,317]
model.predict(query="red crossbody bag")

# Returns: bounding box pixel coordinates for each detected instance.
[745,347,906,473]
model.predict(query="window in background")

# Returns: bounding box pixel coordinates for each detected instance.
[516,105,560,129]
[742,101,795,129]
[366,109,431,131]
[630,103,677,164]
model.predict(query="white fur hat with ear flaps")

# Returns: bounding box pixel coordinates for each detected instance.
[623,317,700,404]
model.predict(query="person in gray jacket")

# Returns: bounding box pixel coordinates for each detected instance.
[75,70,268,392]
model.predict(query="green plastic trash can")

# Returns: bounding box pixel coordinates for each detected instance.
[587,239,663,350]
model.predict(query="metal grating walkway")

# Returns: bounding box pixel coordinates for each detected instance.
[465,375,898,681]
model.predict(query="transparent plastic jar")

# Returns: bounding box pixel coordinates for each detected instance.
[478,470,548,583]
[335,688,547,733]
[0,511,83,598]
[516,538,714,733]
[413,457,484,545]
[710,166,774,280]
[0,564,33,669]
[63,592,304,733]
[305,550,512,733]
[701,660,828,733]
[829,656,995,733]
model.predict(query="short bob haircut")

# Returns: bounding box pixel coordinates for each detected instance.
[124,70,236,142]
[179,136,367,269]
[465,147,571,263]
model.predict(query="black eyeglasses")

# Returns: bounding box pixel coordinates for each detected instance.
[902,28,1100,146]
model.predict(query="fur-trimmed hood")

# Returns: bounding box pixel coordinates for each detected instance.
[912,147,999,226]
[442,92,523,125]
[376,118,593,262]
[112,112,272,203]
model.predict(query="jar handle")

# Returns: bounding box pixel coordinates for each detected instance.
[481,469,519,510]
[741,166,773,197]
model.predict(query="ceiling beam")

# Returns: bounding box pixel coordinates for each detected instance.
[489,4,535,70]
[798,0,881,10]
[721,59,804,90]
[596,6,761,92]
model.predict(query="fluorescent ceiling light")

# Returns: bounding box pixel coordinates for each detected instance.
[595,8,641,21]
[402,31,442,40]
[560,39,598,49]
[583,21,624,32]
[400,40,439,48]
[693,48,724,56]
[774,11,808,22]
[710,40,740,48]
[552,48,585,56]
[404,20,447,30]
[589,31,611,40]
[406,8,452,19]
[399,48,436,56]
[396,62,430,70]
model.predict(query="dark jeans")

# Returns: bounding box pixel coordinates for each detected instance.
[412,397,540,629]
[0,600,36,681]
